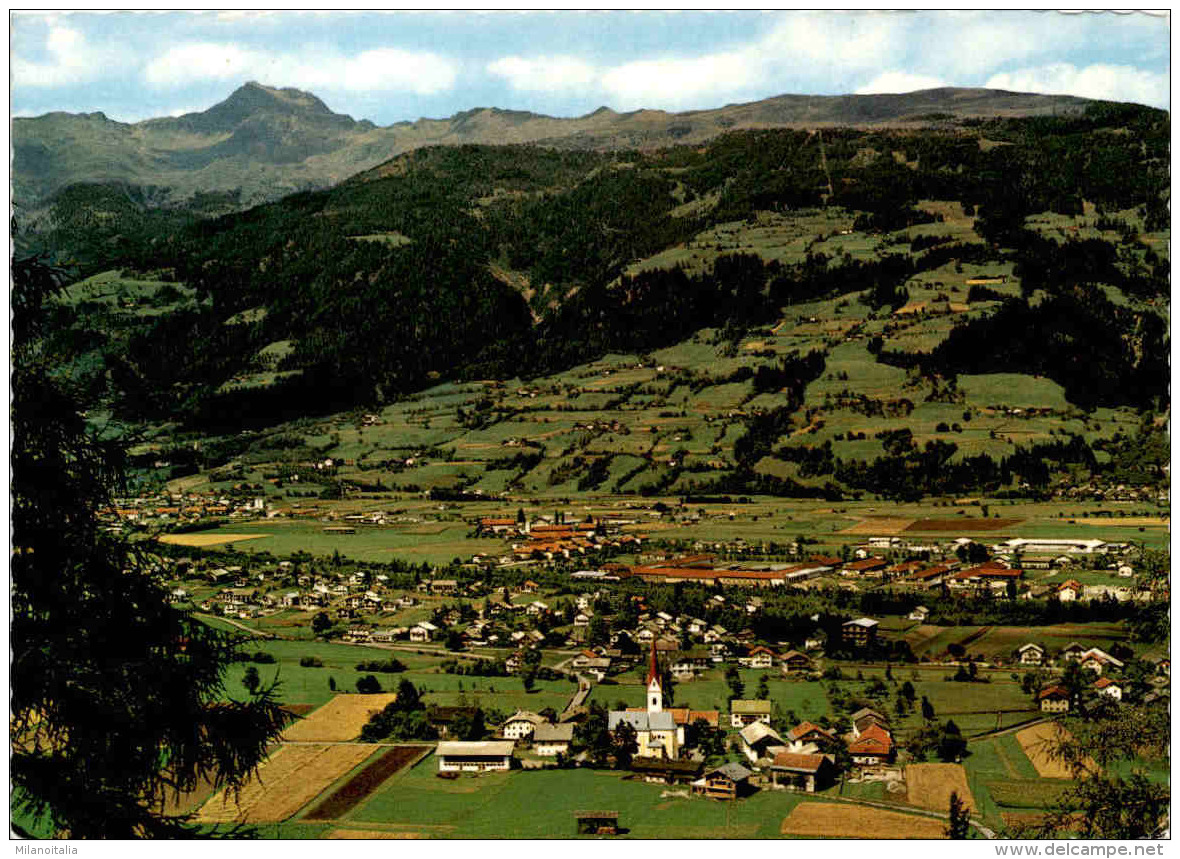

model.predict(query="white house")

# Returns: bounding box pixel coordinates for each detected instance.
[532,723,574,756]
[1094,677,1123,701]
[409,621,439,643]
[502,711,546,740]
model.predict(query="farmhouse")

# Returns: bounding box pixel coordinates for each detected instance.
[785,722,839,754]
[780,650,814,675]
[847,724,894,766]
[1057,580,1084,602]
[851,708,890,738]
[1038,685,1072,713]
[841,618,879,647]
[629,757,704,786]
[693,763,754,800]
[770,752,835,793]
[738,721,786,765]
[1079,648,1125,675]
[409,621,438,643]
[669,649,712,680]
[436,741,515,773]
[908,605,930,622]
[532,723,574,756]
[1093,677,1123,701]
[1017,643,1046,666]
[730,699,773,728]
[502,711,547,740]
[740,646,777,669]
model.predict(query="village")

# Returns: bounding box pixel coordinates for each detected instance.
[141,496,1171,838]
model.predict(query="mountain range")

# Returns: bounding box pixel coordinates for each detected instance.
[13,81,1107,210]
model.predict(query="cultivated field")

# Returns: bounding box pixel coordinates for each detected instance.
[196,744,376,823]
[905,763,976,813]
[325,828,423,839]
[282,694,400,742]
[779,802,947,839]
[158,533,270,547]
[304,745,431,820]
[1016,723,1089,780]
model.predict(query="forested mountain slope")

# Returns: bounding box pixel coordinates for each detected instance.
[26,98,1170,500]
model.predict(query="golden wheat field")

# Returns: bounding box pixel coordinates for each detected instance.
[196,744,375,824]
[839,517,916,535]
[158,533,270,547]
[905,763,976,813]
[325,829,424,839]
[281,693,400,742]
[780,802,947,839]
[1016,722,1092,779]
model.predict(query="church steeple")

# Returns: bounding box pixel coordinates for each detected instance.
[646,639,663,713]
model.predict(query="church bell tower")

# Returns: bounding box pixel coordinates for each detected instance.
[645,639,663,714]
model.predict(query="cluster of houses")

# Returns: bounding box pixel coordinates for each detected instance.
[473,515,643,565]
[1017,641,1168,712]
[100,492,268,528]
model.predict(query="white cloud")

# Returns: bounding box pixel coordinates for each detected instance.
[144,42,457,95]
[144,43,263,86]
[12,25,118,88]
[760,13,909,73]
[600,51,761,109]
[487,56,596,92]
[986,63,1169,108]
[856,72,949,95]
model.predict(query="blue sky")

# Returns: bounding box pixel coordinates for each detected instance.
[10,10,1170,123]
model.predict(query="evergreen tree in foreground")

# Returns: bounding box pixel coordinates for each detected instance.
[10,250,289,837]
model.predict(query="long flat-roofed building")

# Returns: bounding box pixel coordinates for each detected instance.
[436,740,515,773]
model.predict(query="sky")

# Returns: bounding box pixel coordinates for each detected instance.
[10,10,1171,124]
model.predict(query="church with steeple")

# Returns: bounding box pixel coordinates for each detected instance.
[607,640,679,759]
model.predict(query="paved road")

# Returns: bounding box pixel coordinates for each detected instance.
[968,716,1049,743]
[560,674,593,721]
[195,612,274,638]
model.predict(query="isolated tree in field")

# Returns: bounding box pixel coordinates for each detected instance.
[756,674,770,700]
[10,251,288,838]
[946,791,971,839]
[243,666,261,695]
[356,674,383,694]
[522,667,537,693]
[900,680,916,703]
[921,696,935,721]
[725,665,745,701]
